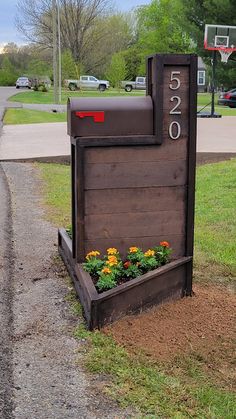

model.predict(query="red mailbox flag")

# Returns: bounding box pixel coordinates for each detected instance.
[75,111,105,123]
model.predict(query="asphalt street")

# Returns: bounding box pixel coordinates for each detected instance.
[0,88,129,419]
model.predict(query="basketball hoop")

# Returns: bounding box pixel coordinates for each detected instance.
[204,24,236,62]
[219,49,232,63]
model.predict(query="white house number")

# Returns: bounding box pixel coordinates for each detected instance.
[169,71,181,140]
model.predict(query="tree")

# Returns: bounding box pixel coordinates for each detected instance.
[16,0,113,62]
[61,50,79,80]
[106,52,126,88]
[136,0,193,55]
[82,13,134,76]
[123,46,143,80]
[0,56,19,86]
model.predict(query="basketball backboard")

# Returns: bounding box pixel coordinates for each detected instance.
[204,24,236,62]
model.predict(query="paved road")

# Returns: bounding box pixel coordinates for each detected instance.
[0,86,236,160]
[0,162,130,418]
[1,117,236,160]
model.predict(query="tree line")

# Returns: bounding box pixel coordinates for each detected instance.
[0,0,235,88]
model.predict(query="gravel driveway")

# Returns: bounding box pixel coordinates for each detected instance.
[0,162,130,419]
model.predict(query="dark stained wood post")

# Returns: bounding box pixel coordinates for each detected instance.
[59,54,198,327]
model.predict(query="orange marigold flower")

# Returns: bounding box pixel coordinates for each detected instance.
[144,249,155,257]
[86,250,100,260]
[124,261,131,269]
[129,246,139,253]
[101,267,112,274]
[107,247,118,255]
[160,241,170,248]
[106,255,118,266]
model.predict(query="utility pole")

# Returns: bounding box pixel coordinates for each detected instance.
[57,0,62,103]
[52,0,59,104]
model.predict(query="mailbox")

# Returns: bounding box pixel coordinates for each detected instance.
[59,54,198,329]
[67,96,153,137]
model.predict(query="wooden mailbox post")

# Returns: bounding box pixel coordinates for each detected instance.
[59,54,197,329]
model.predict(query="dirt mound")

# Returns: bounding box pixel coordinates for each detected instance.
[104,285,236,362]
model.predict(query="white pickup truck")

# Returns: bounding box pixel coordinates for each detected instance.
[65,75,110,91]
[121,76,146,92]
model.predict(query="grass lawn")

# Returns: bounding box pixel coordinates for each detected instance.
[194,159,236,283]
[9,88,144,105]
[197,93,236,116]
[4,108,66,124]
[37,159,236,417]
[9,90,236,117]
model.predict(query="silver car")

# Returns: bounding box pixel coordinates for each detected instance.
[16,77,32,89]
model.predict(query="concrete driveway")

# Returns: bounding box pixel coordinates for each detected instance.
[0,86,235,160]
[0,118,236,160]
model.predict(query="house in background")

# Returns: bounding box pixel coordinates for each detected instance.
[197,57,207,92]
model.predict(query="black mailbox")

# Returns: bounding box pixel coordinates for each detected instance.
[67,96,153,137]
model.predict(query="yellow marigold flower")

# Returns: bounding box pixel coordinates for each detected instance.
[101,267,112,274]
[106,255,118,266]
[144,249,155,257]
[86,250,100,260]
[129,246,139,253]
[107,247,118,255]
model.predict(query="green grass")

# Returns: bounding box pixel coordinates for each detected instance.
[194,159,236,283]
[4,108,66,124]
[9,88,144,104]
[73,325,236,418]
[197,93,236,116]
[8,90,236,117]
[37,163,71,226]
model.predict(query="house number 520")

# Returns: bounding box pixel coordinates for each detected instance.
[169,71,181,140]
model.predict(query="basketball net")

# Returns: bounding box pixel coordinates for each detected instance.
[219,49,233,63]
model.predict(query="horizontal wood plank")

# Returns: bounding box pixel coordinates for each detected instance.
[85,186,186,215]
[84,235,185,259]
[85,142,187,164]
[84,160,187,190]
[84,210,185,240]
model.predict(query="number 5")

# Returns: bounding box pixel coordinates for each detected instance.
[169,71,180,90]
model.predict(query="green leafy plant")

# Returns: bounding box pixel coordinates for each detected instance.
[82,243,172,293]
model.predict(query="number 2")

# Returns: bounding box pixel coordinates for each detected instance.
[170,96,181,114]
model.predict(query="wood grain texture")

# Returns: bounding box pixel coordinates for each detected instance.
[84,235,185,259]
[95,262,187,328]
[84,210,185,240]
[85,186,186,215]
[84,160,187,190]
[85,142,187,164]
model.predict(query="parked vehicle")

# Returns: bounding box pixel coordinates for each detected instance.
[218,88,236,108]
[65,75,109,91]
[16,77,32,89]
[121,77,146,92]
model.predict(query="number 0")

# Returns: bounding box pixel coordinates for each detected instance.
[169,121,181,140]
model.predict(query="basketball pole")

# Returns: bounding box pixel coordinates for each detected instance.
[210,50,217,117]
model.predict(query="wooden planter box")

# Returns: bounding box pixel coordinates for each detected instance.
[59,228,192,330]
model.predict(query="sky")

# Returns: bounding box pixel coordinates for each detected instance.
[0,0,151,50]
